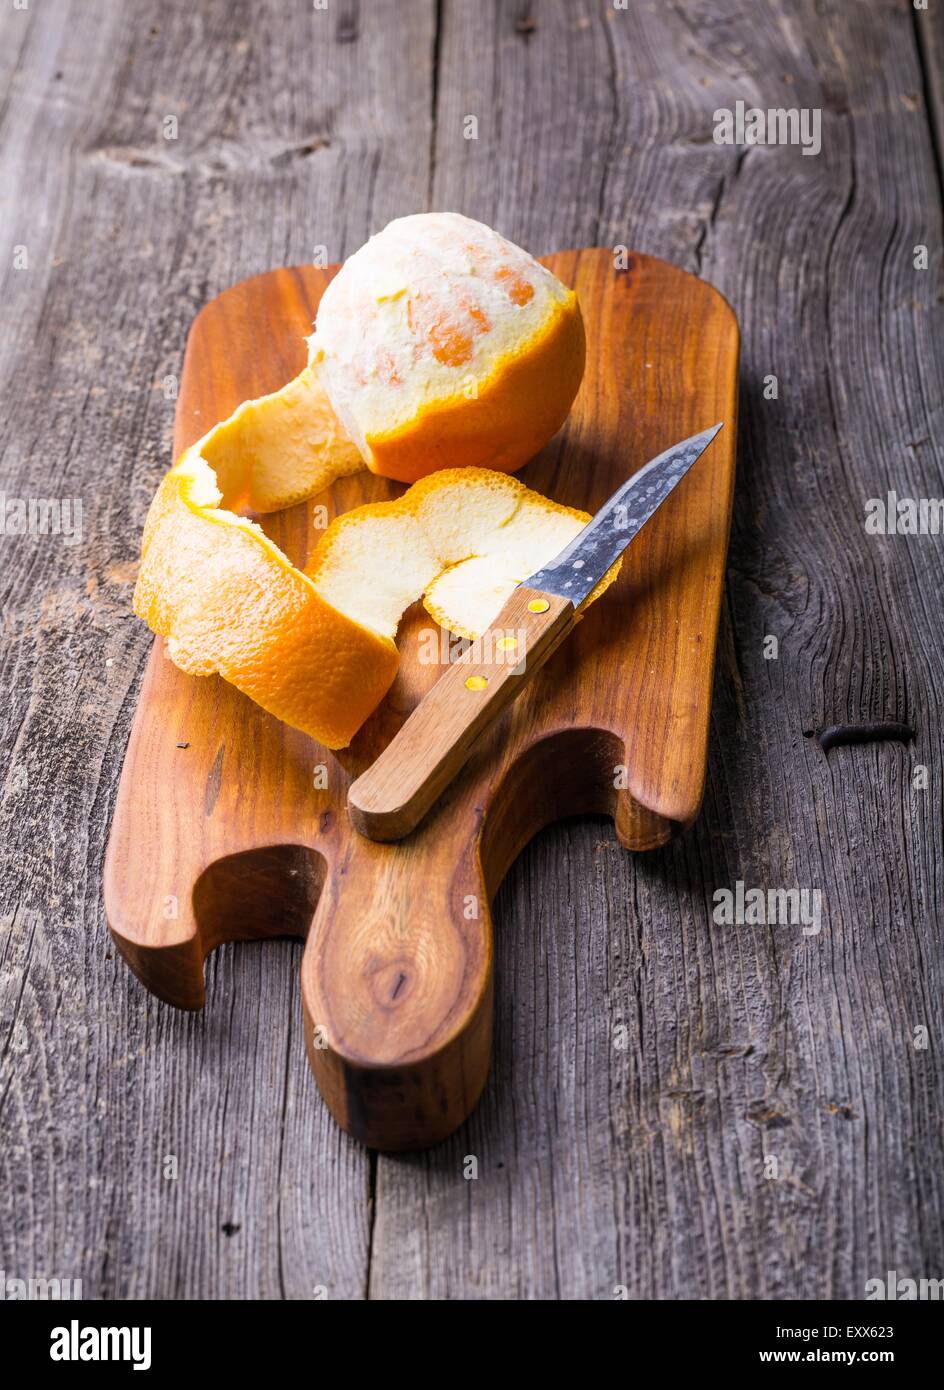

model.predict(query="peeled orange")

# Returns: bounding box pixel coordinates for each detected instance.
[309,213,586,484]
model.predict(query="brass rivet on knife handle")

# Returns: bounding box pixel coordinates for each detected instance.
[347,588,575,842]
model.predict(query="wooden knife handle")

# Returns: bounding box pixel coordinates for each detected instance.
[348,587,575,841]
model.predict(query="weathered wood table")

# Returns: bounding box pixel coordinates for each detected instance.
[1,0,941,1299]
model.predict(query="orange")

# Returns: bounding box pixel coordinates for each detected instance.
[133,216,595,746]
[308,213,586,484]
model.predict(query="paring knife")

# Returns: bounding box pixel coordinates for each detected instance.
[347,423,724,842]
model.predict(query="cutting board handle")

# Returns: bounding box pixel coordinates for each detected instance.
[299,829,494,1150]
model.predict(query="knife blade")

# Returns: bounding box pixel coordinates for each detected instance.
[348,423,724,841]
[524,421,724,606]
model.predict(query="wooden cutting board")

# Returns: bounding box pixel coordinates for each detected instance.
[104,249,739,1150]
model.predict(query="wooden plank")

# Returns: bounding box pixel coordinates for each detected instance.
[0,0,436,1300]
[370,0,944,1300]
[2,0,943,1301]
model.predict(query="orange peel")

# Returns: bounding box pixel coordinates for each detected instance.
[306,467,620,643]
[197,365,363,513]
[133,449,398,750]
[135,453,619,748]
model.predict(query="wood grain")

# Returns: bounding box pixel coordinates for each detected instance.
[371,0,944,1302]
[2,0,943,1298]
[104,249,739,1150]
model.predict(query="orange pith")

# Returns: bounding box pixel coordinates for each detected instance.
[406,290,492,367]
[494,265,534,305]
[196,365,363,513]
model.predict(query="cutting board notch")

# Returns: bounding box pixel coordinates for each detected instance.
[105,250,738,1150]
